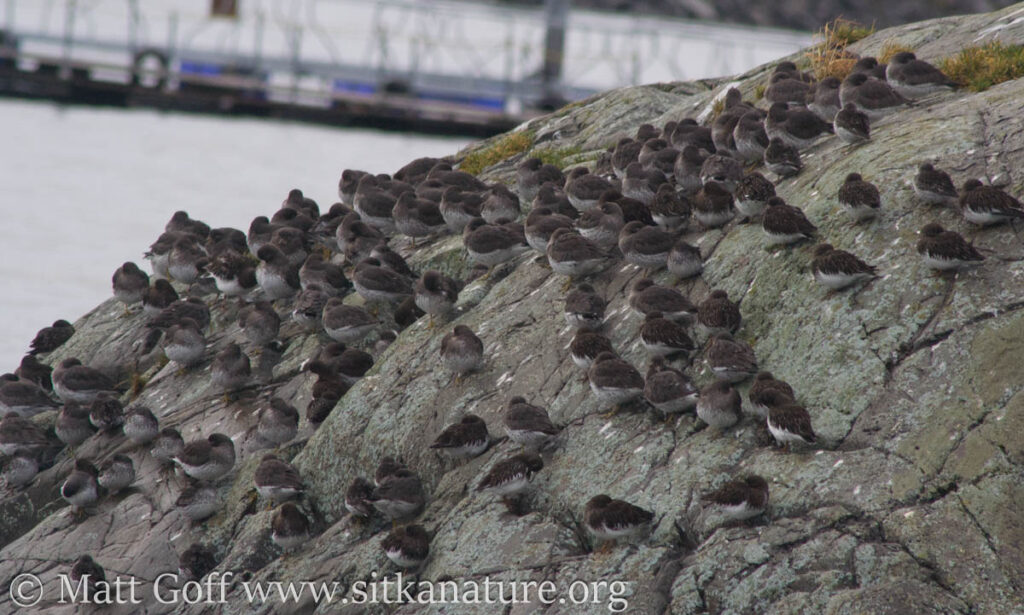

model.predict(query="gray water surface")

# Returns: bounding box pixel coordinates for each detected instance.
[0,98,466,368]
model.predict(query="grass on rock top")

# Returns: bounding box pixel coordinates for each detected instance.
[532,144,585,169]
[939,42,1024,92]
[806,17,874,80]
[457,128,591,175]
[878,39,915,64]
[456,24,1020,180]
[459,130,535,175]
[822,17,875,47]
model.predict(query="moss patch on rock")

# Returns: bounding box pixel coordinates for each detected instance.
[459,130,535,175]
[940,41,1024,91]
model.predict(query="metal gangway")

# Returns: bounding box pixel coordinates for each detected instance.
[0,0,810,133]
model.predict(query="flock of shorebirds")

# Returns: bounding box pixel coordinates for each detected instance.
[1,48,1022,586]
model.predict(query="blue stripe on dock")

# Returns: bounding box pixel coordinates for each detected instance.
[417,91,505,111]
[180,62,222,76]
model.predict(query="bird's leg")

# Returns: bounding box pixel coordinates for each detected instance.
[600,404,621,419]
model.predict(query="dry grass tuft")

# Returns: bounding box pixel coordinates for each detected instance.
[130,372,148,399]
[826,17,875,46]
[806,18,874,81]
[939,42,1024,92]
[709,97,726,121]
[806,46,858,81]
[459,130,535,175]
[878,40,915,64]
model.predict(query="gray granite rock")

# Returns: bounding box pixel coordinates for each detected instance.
[4,4,1024,614]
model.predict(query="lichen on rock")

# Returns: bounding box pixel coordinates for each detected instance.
[3,4,1024,615]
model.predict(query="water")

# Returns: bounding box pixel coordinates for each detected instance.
[0,2,811,370]
[0,98,466,369]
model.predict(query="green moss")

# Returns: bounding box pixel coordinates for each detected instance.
[754,84,766,100]
[530,144,585,169]
[459,130,535,175]
[939,42,1024,92]
[555,99,587,114]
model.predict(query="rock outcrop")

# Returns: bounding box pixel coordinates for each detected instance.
[2,4,1024,615]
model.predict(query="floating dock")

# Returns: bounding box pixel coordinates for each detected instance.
[0,0,809,136]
